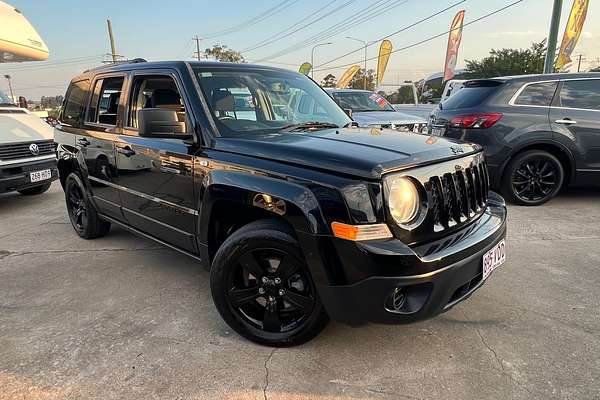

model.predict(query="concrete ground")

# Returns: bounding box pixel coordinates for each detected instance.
[1,182,599,400]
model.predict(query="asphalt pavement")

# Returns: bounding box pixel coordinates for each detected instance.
[1,182,599,400]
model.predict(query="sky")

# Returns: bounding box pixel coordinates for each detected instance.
[1,0,599,99]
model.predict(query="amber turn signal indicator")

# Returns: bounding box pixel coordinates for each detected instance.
[331,222,393,241]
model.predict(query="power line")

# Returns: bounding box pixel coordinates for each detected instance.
[240,0,341,53]
[313,0,526,73]
[256,0,409,62]
[201,0,299,39]
[316,0,466,68]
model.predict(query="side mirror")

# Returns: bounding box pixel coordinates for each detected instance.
[344,108,353,118]
[138,108,190,139]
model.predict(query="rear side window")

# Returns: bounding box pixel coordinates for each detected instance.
[558,80,600,110]
[441,80,502,110]
[60,80,89,126]
[87,77,124,125]
[514,82,557,106]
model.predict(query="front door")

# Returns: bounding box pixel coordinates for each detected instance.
[550,78,600,183]
[115,72,198,252]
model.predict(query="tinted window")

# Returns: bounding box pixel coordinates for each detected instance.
[558,80,600,110]
[88,77,124,125]
[441,81,502,110]
[128,75,188,130]
[60,80,90,126]
[514,82,557,106]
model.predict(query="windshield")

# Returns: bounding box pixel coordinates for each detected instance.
[192,66,351,136]
[330,91,395,112]
[441,80,502,110]
[0,90,15,106]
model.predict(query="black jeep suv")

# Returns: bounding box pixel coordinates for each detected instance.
[55,61,507,346]
[429,73,600,206]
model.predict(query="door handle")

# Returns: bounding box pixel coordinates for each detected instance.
[76,138,90,147]
[116,146,136,157]
[160,165,181,174]
[555,118,577,125]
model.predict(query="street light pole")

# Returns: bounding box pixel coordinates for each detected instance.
[346,37,368,90]
[544,0,563,73]
[4,75,14,103]
[311,42,332,80]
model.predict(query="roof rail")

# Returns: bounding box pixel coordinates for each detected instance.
[84,58,147,73]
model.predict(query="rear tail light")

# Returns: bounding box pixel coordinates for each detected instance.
[450,113,503,129]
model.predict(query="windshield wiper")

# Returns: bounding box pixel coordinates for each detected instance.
[280,121,339,132]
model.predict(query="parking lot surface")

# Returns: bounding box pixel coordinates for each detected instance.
[1,182,599,400]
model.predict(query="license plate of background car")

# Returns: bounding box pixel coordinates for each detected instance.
[30,169,52,183]
[482,239,506,281]
[430,127,445,136]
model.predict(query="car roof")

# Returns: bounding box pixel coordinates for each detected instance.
[70,60,293,82]
[469,72,600,84]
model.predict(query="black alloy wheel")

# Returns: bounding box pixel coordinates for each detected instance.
[210,220,328,346]
[502,150,564,206]
[64,173,111,239]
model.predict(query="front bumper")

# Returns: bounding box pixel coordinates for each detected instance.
[0,156,58,194]
[313,193,507,326]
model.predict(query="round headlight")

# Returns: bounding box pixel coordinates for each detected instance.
[385,176,421,227]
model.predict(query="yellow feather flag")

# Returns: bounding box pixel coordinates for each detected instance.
[443,10,465,82]
[336,65,361,89]
[299,62,312,76]
[556,0,589,70]
[376,39,393,86]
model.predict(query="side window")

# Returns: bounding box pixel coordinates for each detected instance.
[60,80,90,126]
[514,82,557,106]
[128,75,188,130]
[558,80,600,110]
[87,77,124,126]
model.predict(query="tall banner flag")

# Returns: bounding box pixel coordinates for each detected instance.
[376,39,393,86]
[336,65,361,89]
[556,0,589,70]
[443,10,466,82]
[299,62,312,76]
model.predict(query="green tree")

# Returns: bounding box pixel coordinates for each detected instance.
[204,45,245,63]
[464,41,546,78]
[386,86,417,105]
[349,68,376,91]
[320,73,337,88]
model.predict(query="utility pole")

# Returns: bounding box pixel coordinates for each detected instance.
[576,54,585,72]
[346,37,371,90]
[193,36,202,61]
[311,42,332,80]
[106,20,118,63]
[544,0,563,73]
[4,75,14,103]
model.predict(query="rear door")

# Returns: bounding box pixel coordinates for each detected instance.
[550,78,600,179]
[115,70,198,252]
[78,74,126,221]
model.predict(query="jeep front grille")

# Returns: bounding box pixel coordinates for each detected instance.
[426,156,489,232]
[0,140,55,161]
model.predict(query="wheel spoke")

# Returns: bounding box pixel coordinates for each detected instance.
[283,290,314,313]
[239,252,265,279]
[516,170,529,179]
[228,287,260,307]
[275,256,300,281]
[263,304,282,332]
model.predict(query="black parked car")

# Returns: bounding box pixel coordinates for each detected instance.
[429,73,600,205]
[55,60,507,346]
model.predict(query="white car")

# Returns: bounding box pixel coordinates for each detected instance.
[0,90,57,195]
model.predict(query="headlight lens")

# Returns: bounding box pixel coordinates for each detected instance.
[384,175,422,227]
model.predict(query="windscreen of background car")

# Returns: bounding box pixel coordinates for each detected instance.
[441,80,503,110]
[192,67,351,136]
[331,91,395,112]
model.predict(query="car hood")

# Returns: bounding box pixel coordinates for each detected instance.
[0,109,53,144]
[213,127,481,180]
[351,110,427,126]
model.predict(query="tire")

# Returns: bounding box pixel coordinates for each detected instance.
[64,172,111,239]
[18,183,51,196]
[501,150,564,206]
[210,220,329,347]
